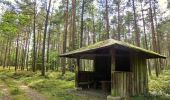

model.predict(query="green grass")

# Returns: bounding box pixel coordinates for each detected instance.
[20,71,92,100]
[133,95,170,100]
[0,68,28,100]
[149,70,170,95]
[0,68,89,100]
[10,87,22,95]
[132,70,170,100]
[0,67,170,100]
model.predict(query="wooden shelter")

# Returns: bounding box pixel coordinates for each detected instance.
[60,39,166,99]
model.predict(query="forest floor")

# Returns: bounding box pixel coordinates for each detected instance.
[0,68,104,100]
[0,67,170,100]
[0,68,46,100]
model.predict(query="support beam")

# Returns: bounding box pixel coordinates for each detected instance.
[110,48,116,95]
[75,58,80,88]
[79,54,110,59]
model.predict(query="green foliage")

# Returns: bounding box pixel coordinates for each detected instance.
[158,20,170,35]
[36,54,43,70]
[8,70,80,100]
[132,70,170,99]
[0,10,30,41]
[0,11,18,39]
[10,87,22,95]
[132,95,170,100]
[48,51,59,69]
[0,69,27,100]
[55,72,75,81]
[0,69,98,100]
[11,71,37,79]
[9,52,16,66]
[18,14,30,26]
[149,70,170,95]
[49,51,59,61]
[1,67,170,100]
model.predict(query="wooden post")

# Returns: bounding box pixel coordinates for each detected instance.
[75,58,80,88]
[110,48,115,96]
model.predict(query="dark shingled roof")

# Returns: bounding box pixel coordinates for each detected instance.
[59,39,166,59]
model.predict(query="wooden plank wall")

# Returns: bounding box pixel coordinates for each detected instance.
[111,53,148,97]
[112,72,132,97]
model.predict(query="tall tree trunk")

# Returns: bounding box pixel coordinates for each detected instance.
[32,0,36,72]
[153,0,162,70]
[105,0,109,39]
[3,40,8,69]
[126,12,131,42]
[149,0,159,77]
[152,1,159,49]
[72,0,76,50]
[80,0,85,47]
[92,8,96,44]
[15,34,19,71]
[149,0,157,52]
[47,5,54,72]
[140,2,148,49]
[42,0,52,76]
[46,27,51,72]
[140,1,152,76]
[61,0,69,75]
[117,1,121,40]
[26,32,31,71]
[37,29,41,63]
[23,32,29,70]
[168,33,170,58]
[21,43,25,70]
[87,26,90,45]
[7,41,11,70]
[132,0,140,47]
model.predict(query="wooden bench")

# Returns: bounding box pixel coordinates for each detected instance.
[78,81,93,88]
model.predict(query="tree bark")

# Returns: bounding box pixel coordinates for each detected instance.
[132,0,140,47]
[3,40,8,69]
[92,8,96,44]
[47,4,54,72]
[7,41,11,70]
[80,0,85,47]
[42,0,52,76]
[15,34,19,71]
[140,2,148,49]
[32,0,36,72]
[117,1,121,40]
[26,32,31,71]
[105,0,109,39]
[72,0,76,49]
[61,0,69,75]
[149,0,159,77]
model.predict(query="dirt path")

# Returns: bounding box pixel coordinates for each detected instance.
[68,89,107,100]
[0,74,11,100]
[0,74,46,100]
[19,85,45,100]
[13,79,46,100]
[0,82,11,100]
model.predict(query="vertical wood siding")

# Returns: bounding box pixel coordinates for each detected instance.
[111,52,148,97]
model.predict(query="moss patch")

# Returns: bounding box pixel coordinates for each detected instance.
[60,39,165,58]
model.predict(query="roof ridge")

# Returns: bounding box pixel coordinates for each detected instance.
[60,39,166,59]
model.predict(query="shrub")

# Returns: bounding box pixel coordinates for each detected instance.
[10,87,21,95]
